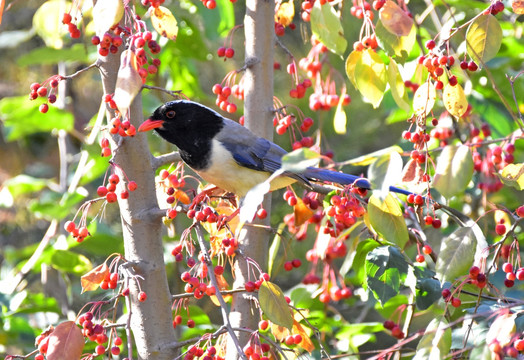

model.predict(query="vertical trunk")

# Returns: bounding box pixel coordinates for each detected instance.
[98,52,177,360]
[227,1,275,358]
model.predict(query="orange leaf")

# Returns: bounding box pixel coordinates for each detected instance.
[275,1,294,27]
[210,274,231,306]
[151,6,178,40]
[174,189,190,204]
[0,0,5,26]
[270,322,290,341]
[293,319,315,353]
[379,0,414,36]
[80,263,109,293]
[46,321,84,360]
[293,197,314,226]
[113,50,143,115]
[512,0,524,14]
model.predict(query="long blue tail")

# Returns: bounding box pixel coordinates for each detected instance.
[303,167,414,197]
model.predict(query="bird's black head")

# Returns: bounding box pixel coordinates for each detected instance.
[138,100,225,146]
[138,100,225,169]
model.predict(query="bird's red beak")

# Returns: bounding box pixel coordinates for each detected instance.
[138,119,164,132]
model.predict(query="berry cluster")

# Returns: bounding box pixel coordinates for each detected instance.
[29,77,61,114]
[500,262,524,288]
[62,13,80,38]
[100,271,120,290]
[91,32,123,57]
[100,138,112,157]
[34,327,54,358]
[78,312,123,356]
[418,41,457,90]
[415,244,433,263]
[324,193,366,237]
[383,320,405,339]
[217,46,235,59]
[97,173,138,203]
[441,288,462,308]
[473,140,515,193]
[64,221,90,243]
[212,83,240,114]
[243,338,274,360]
[283,259,302,271]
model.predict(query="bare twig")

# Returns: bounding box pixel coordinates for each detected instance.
[151,151,183,169]
[142,85,183,99]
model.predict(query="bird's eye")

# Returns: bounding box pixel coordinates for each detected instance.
[166,110,176,118]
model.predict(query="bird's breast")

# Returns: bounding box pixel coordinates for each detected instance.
[196,140,295,197]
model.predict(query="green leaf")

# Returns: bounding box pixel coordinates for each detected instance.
[497,163,524,190]
[351,239,381,284]
[368,151,404,193]
[310,1,347,55]
[365,246,409,306]
[268,223,285,277]
[17,44,89,66]
[466,14,502,65]
[413,317,452,360]
[49,250,92,275]
[0,96,74,141]
[3,175,49,197]
[281,148,321,173]
[375,20,416,60]
[432,145,474,198]
[435,227,476,283]
[198,0,234,39]
[333,96,347,134]
[258,281,293,330]
[342,145,403,167]
[355,49,387,108]
[367,193,409,248]
[415,277,442,310]
[33,0,71,49]
[387,58,411,112]
[29,189,86,220]
[7,292,60,316]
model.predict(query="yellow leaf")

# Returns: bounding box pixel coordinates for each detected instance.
[33,0,72,49]
[345,50,362,89]
[275,1,294,27]
[379,0,414,36]
[151,6,178,41]
[210,274,231,306]
[443,83,468,117]
[293,197,314,227]
[80,263,109,293]
[333,92,347,135]
[343,146,403,166]
[466,14,502,64]
[270,322,290,341]
[433,145,474,198]
[413,82,436,116]
[355,49,387,108]
[202,204,239,241]
[387,58,411,112]
[93,0,124,37]
[259,281,293,330]
[174,189,190,204]
[367,193,408,247]
[498,163,524,190]
[113,50,143,115]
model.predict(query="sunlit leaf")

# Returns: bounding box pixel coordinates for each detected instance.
[174,189,191,204]
[343,146,403,166]
[387,58,411,112]
[33,0,71,49]
[293,319,315,353]
[81,263,109,293]
[17,44,88,66]
[375,20,416,59]
[310,1,347,55]
[113,50,143,115]
[4,175,49,197]
[367,193,408,247]
[294,197,314,226]
[355,49,387,108]
[466,14,502,64]
[151,6,179,41]
[50,250,92,275]
[281,148,321,173]
[379,0,414,36]
[46,321,84,360]
[92,0,124,36]
[486,313,516,347]
[333,93,347,134]
[258,281,293,330]
[497,163,524,190]
[275,1,294,27]
[443,83,468,117]
[435,227,476,283]
[268,223,285,277]
[413,317,451,360]
[413,82,436,116]
[512,0,524,14]
[368,149,404,193]
[432,145,474,198]
[345,50,362,88]
[210,274,231,306]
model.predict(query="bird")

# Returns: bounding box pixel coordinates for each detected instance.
[137,100,408,198]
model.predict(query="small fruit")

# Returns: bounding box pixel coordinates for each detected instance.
[138,291,147,302]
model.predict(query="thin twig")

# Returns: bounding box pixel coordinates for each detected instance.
[61,61,100,80]
[194,223,247,360]
[151,151,183,169]
[142,85,183,99]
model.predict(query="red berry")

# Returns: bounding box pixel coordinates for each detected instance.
[106,192,117,203]
[95,345,105,355]
[416,254,425,263]
[259,320,269,331]
[292,258,301,268]
[441,288,451,300]
[460,60,468,70]
[502,262,513,273]
[516,206,524,218]
[451,297,461,307]
[469,266,480,278]
[425,39,436,50]
[495,224,506,236]
[422,245,432,255]
[432,219,442,228]
[138,291,147,302]
[383,320,395,330]
[62,13,72,24]
[256,208,267,219]
[128,181,137,191]
[225,48,235,58]
[97,186,108,197]
[187,319,195,328]
[284,261,293,271]
[448,75,458,86]
[504,279,515,288]
[467,61,478,72]
[39,103,49,113]
[216,47,226,57]
[516,268,524,281]
[65,220,76,233]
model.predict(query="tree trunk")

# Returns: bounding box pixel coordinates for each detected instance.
[98,50,177,360]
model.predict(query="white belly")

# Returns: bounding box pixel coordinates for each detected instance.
[197,140,295,196]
